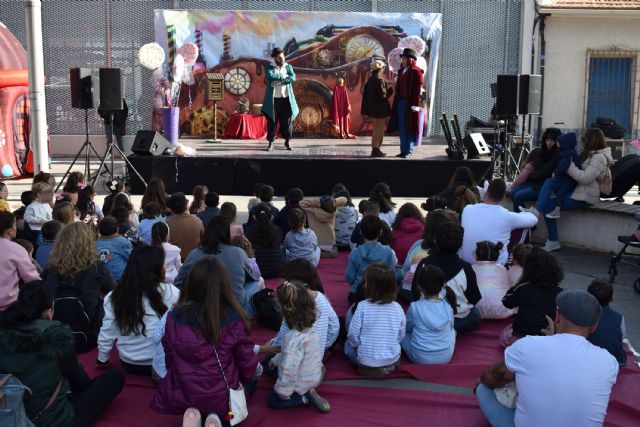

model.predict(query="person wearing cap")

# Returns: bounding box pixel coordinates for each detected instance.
[475,289,619,427]
[261,47,299,152]
[361,59,393,157]
[387,48,424,158]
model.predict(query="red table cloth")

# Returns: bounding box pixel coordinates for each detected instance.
[222,113,268,140]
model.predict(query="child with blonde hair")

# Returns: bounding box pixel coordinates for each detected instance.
[24,182,54,234]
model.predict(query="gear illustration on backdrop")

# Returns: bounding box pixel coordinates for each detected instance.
[224,67,251,95]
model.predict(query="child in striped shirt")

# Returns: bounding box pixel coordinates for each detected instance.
[345,262,406,378]
[267,281,331,413]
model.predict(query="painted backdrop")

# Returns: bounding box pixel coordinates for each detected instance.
[154,10,441,138]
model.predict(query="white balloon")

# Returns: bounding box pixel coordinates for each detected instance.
[417,57,427,73]
[398,36,426,56]
[172,54,185,83]
[138,42,165,70]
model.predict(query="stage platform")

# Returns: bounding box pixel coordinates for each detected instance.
[128,136,492,197]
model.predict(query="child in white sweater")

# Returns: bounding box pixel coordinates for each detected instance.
[345,262,406,378]
[151,221,182,284]
[24,182,53,232]
[267,281,330,412]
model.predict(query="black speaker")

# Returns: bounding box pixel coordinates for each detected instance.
[69,68,93,109]
[99,68,123,110]
[518,74,541,115]
[131,131,173,156]
[495,75,519,116]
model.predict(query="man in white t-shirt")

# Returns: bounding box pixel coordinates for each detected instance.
[460,179,537,265]
[475,289,619,427]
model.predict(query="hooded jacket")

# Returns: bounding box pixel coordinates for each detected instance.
[567,147,612,205]
[345,241,398,293]
[299,197,347,248]
[335,205,359,247]
[391,217,425,264]
[0,320,89,427]
[555,133,582,177]
[150,309,258,417]
[284,228,321,267]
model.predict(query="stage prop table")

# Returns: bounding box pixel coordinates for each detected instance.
[222,113,268,139]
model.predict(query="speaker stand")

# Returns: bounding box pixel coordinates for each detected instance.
[92,112,147,188]
[56,108,106,192]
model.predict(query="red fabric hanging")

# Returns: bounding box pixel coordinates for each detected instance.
[330,85,356,139]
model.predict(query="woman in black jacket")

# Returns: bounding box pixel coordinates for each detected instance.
[361,59,393,158]
[510,127,561,212]
[42,222,115,353]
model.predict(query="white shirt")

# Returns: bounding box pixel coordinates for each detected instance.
[272,62,289,98]
[505,333,619,427]
[24,201,53,231]
[460,203,537,265]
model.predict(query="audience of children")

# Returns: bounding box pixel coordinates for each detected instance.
[267,280,331,412]
[35,219,63,269]
[587,279,627,365]
[96,217,133,282]
[346,262,406,378]
[245,203,284,279]
[350,200,393,249]
[472,241,515,319]
[284,207,321,266]
[275,187,305,236]
[500,246,564,347]
[332,184,359,249]
[345,215,398,303]
[97,246,179,376]
[414,221,482,334]
[138,202,164,245]
[369,182,396,226]
[151,257,259,426]
[24,182,54,235]
[196,191,220,228]
[402,265,457,364]
[151,221,182,285]
[188,184,208,215]
[219,201,244,238]
[507,243,532,286]
[165,192,204,261]
[300,195,347,258]
[391,202,425,264]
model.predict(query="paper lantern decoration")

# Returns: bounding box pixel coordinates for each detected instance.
[416,56,427,73]
[178,42,199,66]
[398,36,426,56]
[387,47,403,74]
[138,42,165,70]
[171,54,185,83]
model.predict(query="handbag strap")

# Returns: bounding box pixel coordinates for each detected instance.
[31,379,62,422]
[211,345,233,421]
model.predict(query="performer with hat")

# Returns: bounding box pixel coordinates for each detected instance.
[361,59,394,158]
[261,47,299,151]
[388,48,424,158]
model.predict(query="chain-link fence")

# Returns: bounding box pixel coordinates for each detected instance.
[0,0,522,136]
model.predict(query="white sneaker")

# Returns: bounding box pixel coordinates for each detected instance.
[545,208,561,219]
[519,206,540,217]
[543,240,561,252]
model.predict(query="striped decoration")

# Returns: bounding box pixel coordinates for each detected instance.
[167,24,176,67]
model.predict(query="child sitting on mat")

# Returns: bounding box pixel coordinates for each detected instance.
[284,208,321,267]
[473,241,515,319]
[345,263,406,378]
[587,279,627,365]
[401,265,456,364]
[151,221,182,285]
[267,280,331,413]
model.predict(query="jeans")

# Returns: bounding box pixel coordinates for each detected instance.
[401,334,454,364]
[71,370,124,427]
[105,123,124,151]
[510,184,540,212]
[396,99,415,155]
[535,178,588,241]
[344,340,359,365]
[454,306,482,334]
[534,178,577,211]
[476,384,516,427]
[267,391,306,409]
[266,97,293,142]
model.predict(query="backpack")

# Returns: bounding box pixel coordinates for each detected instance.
[52,276,96,353]
[251,288,282,332]
[0,374,34,427]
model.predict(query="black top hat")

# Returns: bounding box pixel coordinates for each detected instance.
[271,47,284,57]
[400,48,418,60]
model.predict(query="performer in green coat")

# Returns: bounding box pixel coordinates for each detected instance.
[261,47,299,151]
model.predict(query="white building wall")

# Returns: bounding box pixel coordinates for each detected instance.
[542,14,640,132]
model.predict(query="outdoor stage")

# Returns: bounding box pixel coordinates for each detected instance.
[128,136,491,197]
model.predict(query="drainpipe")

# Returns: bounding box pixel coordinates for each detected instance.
[24,0,49,174]
[536,12,550,139]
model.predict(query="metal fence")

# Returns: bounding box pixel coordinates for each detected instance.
[0,0,522,136]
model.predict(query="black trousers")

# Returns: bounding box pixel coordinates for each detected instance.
[71,370,124,427]
[267,97,293,142]
[120,359,152,377]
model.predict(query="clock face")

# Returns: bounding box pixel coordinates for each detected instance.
[224,67,251,96]
[345,35,384,63]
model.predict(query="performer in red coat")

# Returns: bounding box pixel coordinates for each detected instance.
[388,48,424,158]
[330,77,356,139]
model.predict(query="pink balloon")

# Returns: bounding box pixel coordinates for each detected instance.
[387,47,403,74]
[177,43,199,66]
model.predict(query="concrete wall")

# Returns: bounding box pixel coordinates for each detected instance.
[541,13,640,133]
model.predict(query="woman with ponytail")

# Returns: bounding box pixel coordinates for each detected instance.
[96,246,179,376]
[245,203,284,279]
[151,221,182,284]
[402,265,457,364]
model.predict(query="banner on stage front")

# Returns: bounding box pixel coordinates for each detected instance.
[154,10,442,138]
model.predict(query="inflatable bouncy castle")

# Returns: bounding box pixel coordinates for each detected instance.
[0,21,31,178]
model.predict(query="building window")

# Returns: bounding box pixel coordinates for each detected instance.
[584,50,639,139]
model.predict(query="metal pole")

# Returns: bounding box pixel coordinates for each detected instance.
[24,0,49,174]
[105,0,111,67]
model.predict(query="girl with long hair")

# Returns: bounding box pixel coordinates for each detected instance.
[151,257,258,427]
[219,201,244,238]
[245,203,284,279]
[76,184,103,221]
[111,192,139,227]
[141,177,170,214]
[437,166,481,210]
[368,182,396,225]
[52,201,76,225]
[97,246,179,376]
[151,221,182,284]
[61,171,85,206]
[43,222,115,353]
[188,185,208,214]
